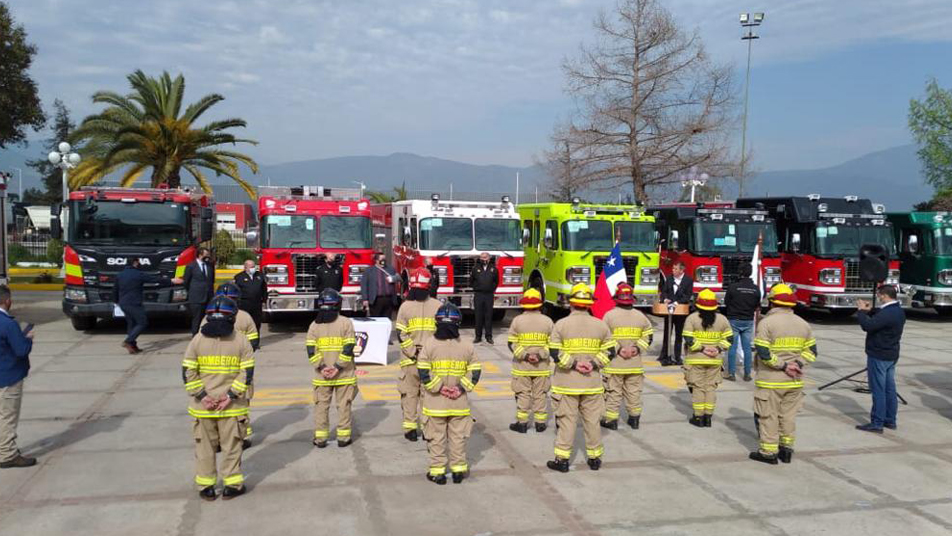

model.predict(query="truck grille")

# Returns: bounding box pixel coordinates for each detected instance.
[722,256,753,287]
[845,259,874,293]
[293,254,344,292]
[593,256,639,286]
[451,257,477,291]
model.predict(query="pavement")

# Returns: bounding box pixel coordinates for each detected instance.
[1,291,952,536]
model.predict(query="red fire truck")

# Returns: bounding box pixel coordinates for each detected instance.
[651,203,783,300]
[736,196,907,311]
[255,186,374,316]
[53,186,215,330]
[371,195,524,317]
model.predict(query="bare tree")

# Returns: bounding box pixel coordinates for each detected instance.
[560,0,737,203]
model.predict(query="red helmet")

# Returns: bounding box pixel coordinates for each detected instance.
[614,282,634,305]
[408,267,432,289]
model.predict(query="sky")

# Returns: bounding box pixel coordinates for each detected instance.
[7,0,952,173]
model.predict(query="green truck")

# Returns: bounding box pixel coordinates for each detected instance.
[888,211,952,315]
[517,202,660,309]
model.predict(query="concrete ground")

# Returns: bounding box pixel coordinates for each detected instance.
[1,292,952,536]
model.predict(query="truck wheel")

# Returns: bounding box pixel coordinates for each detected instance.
[935,306,952,317]
[70,315,97,331]
[492,309,506,322]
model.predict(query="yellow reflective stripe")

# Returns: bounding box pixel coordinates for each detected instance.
[585,446,604,458]
[314,429,330,439]
[188,407,249,418]
[760,442,779,452]
[182,359,198,368]
[65,263,82,277]
[460,377,475,391]
[393,323,407,332]
[780,435,795,445]
[402,421,419,430]
[507,335,519,342]
[429,466,446,476]
[467,363,481,371]
[595,352,611,366]
[416,362,432,369]
[604,410,620,419]
[337,428,352,437]
[309,354,322,364]
[305,339,317,346]
[511,369,551,377]
[223,474,244,486]
[184,380,204,390]
[450,464,468,472]
[194,368,241,374]
[600,341,616,350]
[422,408,471,417]
[400,339,414,348]
[424,376,441,390]
[195,475,217,486]
[239,360,254,369]
[548,342,563,349]
[338,355,353,362]
[603,367,644,374]
[246,332,259,341]
[342,337,356,344]
[636,339,650,351]
[684,358,721,366]
[554,447,571,459]
[312,377,358,387]
[551,386,604,395]
[399,358,415,367]
[231,381,248,393]
[557,354,573,369]
[755,380,804,389]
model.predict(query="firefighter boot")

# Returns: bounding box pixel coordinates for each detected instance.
[535,422,547,433]
[199,486,217,501]
[627,415,640,430]
[338,439,352,448]
[426,473,447,485]
[509,422,529,434]
[703,415,712,428]
[452,471,467,484]
[778,447,794,464]
[404,429,418,442]
[749,452,779,465]
[222,485,246,500]
[313,439,328,449]
[547,458,570,473]
[600,419,618,430]
[689,415,705,428]
[587,457,602,471]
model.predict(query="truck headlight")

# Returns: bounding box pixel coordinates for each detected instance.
[172,288,188,302]
[640,267,660,285]
[764,267,782,285]
[886,269,900,286]
[565,266,591,284]
[695,265,718,284]
[265,264,289,285]
[939,269,952,286]
[819,268,842,285]
[348,264,369,285]
[65,287,87,303]
[503,266,522,285]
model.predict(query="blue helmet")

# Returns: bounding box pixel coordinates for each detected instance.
[435,302,462,326]
[318,288,342,311]
[216,282,240,300]
[205,295,238,323]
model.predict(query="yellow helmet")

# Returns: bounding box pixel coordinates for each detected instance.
[695,288,719,311]
[519,288,543,309]
[768,283,797,307]
[568,283,594,307]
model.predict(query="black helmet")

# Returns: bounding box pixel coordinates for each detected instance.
[435,302,462,326]
[204,295,238,324]
[318,288,342,311]
[216,282,240,300]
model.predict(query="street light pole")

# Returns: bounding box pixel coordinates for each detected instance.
[12,168,22,199]
[739,12,765,197]
[48,141,81,203]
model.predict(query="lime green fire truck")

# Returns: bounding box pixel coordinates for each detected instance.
[517,202,660,309]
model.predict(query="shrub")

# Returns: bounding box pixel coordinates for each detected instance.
[46,239,64,265]
[213,230,236,265]
[8,244,32,265]
[229,249,257,266]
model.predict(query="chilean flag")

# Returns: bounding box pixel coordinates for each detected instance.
[750,232,765,299]
[593,243,627,319]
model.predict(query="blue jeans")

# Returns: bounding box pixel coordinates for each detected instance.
[727,319,754,376]
[867,356,897,427]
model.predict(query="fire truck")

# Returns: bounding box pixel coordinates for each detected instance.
[371,195,524,317]
[52,186,215,330]
[651,203,782,300]
[887,211,952,316]
[255,186,374,316]
[736,195,907,311]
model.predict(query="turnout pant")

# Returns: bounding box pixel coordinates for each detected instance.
[660,315,686,361]
[603,373,644,421]
[511,375,550,423]
[473,292,494,340]
[0,380,24,463]
[424,414,473,476]
[193,417,243,489]
[189,302,208,336]
[120,304,148,345]
[313,384,357,441]
[685,365,721,416]
[398,365,421,432]
[553,392,605,460]
[754,387,804,456]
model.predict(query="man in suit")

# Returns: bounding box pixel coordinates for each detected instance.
[855,285,906,434]
[234,259,267,332]
[360,252,399,318]
[114,258,172,354]
[183,247,216,335]
[658,261,694,366]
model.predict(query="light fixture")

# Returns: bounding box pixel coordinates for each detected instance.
[753,12,765,23]
[740,13,749,24]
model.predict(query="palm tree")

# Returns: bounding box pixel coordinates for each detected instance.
[366,181,409,203]
[69,70,259,199]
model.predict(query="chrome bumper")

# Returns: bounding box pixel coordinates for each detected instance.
[910,289,952,308]
[265,293,362,313]
[439,293,522,310]
[807,291,912,309]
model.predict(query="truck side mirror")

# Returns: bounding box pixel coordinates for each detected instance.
[245,230,258,249]
[522,228,531,247]
[791,233,801,252]
[907,234,919,255]
[543,228,554,249]
[50,204,62,240]
[670,230,679,250]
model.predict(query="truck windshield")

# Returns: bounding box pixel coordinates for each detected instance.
[814,224,897,256]
[319,216,372,249]
[933,227,952,255]
[68,200,188,246]
[694,222,778,254]
[419,217,473,251]
[475,218,521,251]
[615,221,656,251]
[262,215,316,249]
[561,220,613,251]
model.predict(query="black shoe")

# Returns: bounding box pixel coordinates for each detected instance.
[313,439,328,448]
[749,451,779,465]
[242,439,252,450]
[486,338,494,345]
[743,373,752,382]
[0,455,36,469]
[658,356,675,367]
[703,415,712,427]
[509,422,528,434]
[404,430,418,442]
[534,422,547,433]
[587,457,601,471]
[199,486,217,501]
[338,439,352,448]
[473,337,482,344]
[856,423,884,434]
[452,472,467,484]
[689,416,704,428]
[222,485,246,500]
[600,419,618,430]
[426,473,447,485]
[884,422,897,430]
[214,444,222,454]
[627,415,640,430]
[673,357,683,365]
[778,446,793,464]
[726,374,736,382]
[547,458,570,473]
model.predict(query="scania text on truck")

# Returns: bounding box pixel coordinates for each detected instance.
[52,186,215,330]
[254,186,373,316]
[371,195,524,317]
[737,195,906,311]
[517,201,660,309]
[888,211,952,316]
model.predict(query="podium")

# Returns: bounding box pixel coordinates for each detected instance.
[352,317,392,366]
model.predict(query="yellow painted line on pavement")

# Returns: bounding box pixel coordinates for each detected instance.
[645,372,686,390]
[252,378,516,407]
[10,283,63,291]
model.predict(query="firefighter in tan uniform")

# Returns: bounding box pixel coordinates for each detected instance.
[749,284,816,465]
[182,295,253,501]
[417,302,481,485]
[600,283,653,431]
[682,289,733,428]
[507,288,554,434]
[306,288,358,448]
[202,283,260,447]
[394,268,442,441]
[547,283,615,473]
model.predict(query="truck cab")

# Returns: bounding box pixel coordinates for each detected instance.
[888,211,952,316]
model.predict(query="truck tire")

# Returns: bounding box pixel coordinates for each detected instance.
[935,306,952,317]
[71,315,97,331]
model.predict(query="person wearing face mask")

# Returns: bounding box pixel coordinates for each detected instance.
[360,253,399,320]
[471,252,499,344]
[315,254,344,293]
[183,247,217,335]
[234,259,267,332]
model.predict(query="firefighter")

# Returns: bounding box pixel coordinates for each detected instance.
[682,289,733,428]
[394,268,442,441]
[506,288,554,433]
[182,295,254,501]
[600,283,653,431]
[306,288,358,448]
[547,283,615,473]
[418,302,480,484]
[749,283,816,465]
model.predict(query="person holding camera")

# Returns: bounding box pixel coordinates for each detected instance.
[855,285,906,434]
[0,286,36,469]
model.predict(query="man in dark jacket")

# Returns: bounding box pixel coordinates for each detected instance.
[315,254,344,293]
[855,285,906,434]
[723,264,762,382]
[472,252,499,344]
[234,259,267,331]
[425,258,440,299]
[114,258,171,354]
[360,253,399,318]
[0,285,36,469]
[183,247,216,335]
[658,262,694,366]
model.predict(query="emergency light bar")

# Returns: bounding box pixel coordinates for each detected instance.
[570,205,644,217]
[818,212,888,220]
[696,208,769,217]
[258,185,362,201]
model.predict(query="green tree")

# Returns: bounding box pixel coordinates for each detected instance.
[25,99,74,204]
[213,230,236,265]
[0,2,46,147]
[909,78,952,194]
[367,181,409,202]
[70,70,259,199]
